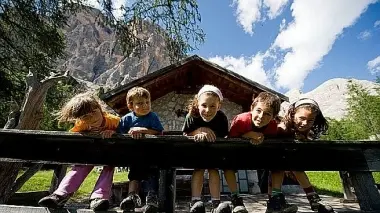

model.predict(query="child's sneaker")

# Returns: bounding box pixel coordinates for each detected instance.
[38,193,70,208]
[211,200,232,213]
[143,193,159,213]
[307,194,334,213]
[230,194,248,213]
[90,198,109,211]
[265,193,298,213]
[189,200,205,213]
[120,192,142,211]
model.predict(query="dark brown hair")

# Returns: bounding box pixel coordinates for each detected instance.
[251,92,281,116]
[282,98,328,139]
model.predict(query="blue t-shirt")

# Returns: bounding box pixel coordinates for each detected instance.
[117,111,164,133]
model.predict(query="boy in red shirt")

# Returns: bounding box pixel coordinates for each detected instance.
[226,92,297,213]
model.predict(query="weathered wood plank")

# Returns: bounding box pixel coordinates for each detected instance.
[7,191,49,206]
[349,172,380,211]
[363,149,380,171]
[339,171,358,202]
[158,169,176,213]
[1,130,380,171]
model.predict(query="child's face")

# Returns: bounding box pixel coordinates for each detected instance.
[293,107,316,132]
[251,102,273,128]
[198,93,221,122]
[80,108,104,130]
[131,97,151,116]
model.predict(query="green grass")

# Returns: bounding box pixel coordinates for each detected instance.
[306,171,380,198]
[306,171,344,197]
[19,170,380,200]
[19,169,128,201]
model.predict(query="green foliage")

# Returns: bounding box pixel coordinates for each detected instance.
[112,0,205,61]
[321,79,380,140]
[0,0,204,128]
[346,80,380,139]
[40,78,80,131]
[321,118,368,140]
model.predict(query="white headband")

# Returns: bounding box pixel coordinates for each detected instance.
[294,98,319,109]
[197,85,223,101]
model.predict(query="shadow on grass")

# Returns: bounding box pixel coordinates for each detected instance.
[314,186,343,198]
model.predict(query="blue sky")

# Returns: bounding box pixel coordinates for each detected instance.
[189,0,380,94]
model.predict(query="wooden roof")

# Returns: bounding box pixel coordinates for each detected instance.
[100,55,288,115]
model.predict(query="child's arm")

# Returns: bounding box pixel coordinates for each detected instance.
[295,130,311,141]
[186,127,216,142]
[128,112,164,139]
[100,114,121,139]
[182,114,215,142]
[242,131,264,145]
[229,115,263,145]
[100,130,116,138]
[129,127,161,135]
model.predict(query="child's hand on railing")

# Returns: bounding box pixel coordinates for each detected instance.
[128,127,145,139]
[100,130,115,139]
[243,131,264,145]
[250,137,263,145]
[295,132,308,141]
[199,127,216,142]
[194,133,206,142]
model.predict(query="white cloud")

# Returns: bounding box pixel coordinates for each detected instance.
[232,0,289,35]
[271,0,376,90]
[367,56,380,75]
[263,0,289,19]
[232,0,262,35]
[375,20,380,28]
[209,54,273,88]
[279,18,286,32]
[84,0,125,19]
[358,30,372,40]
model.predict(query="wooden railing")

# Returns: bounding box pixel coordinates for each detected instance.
[0,129,380,212]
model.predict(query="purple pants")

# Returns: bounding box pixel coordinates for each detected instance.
[54,165,114,199]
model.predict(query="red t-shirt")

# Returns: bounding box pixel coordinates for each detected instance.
[229,112,278,137]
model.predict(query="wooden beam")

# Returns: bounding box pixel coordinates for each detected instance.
[1,130,380,171]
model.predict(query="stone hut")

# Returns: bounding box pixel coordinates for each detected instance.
[101,55,288,194]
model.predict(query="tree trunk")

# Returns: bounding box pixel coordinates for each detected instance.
[0,71,69,203]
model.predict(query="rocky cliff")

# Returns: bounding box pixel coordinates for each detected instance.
[59,8,171,90]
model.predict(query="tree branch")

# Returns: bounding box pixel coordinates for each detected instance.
[25,70,39,88]
[41,69,71,86]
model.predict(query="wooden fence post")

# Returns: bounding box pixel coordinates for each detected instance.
[349,171,380,211]
[158,169,176,213]
[339,171,357,203]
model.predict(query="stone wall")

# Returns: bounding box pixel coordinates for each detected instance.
[151,92,243,131]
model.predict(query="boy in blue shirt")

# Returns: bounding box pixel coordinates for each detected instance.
[117,86,164,213]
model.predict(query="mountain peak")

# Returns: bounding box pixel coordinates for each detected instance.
[281,78,379,119]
